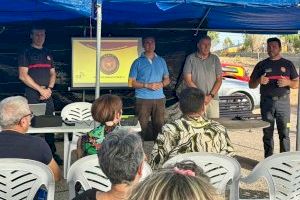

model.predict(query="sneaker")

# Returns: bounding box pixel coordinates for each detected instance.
[53,154,63,165]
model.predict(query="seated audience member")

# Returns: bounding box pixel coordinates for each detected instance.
[74,130,145,200]
[0,96,61,181]
[150,87,234,169]
[77,94,123,158]
[129,160,216,200]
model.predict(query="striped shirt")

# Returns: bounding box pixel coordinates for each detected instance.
[150,115,235,169]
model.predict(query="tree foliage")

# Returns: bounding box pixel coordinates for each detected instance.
[207,31,220,48]
[223,37,234,49]
[280,34,300,53]
[242,34,266,52]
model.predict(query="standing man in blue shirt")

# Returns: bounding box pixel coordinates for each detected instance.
[129,37,170,140]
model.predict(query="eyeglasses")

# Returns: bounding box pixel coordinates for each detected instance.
[23,112,34,120]
[18,112,34,124]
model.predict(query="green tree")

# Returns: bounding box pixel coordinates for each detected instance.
[280,34,300,53]
[242,34,266,52]
[243,34,253,51]
[208,31,220,48]
[223,37,234,49]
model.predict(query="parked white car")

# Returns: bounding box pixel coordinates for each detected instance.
[219,78,260,110]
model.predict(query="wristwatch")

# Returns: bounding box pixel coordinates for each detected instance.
[209,92,215,98]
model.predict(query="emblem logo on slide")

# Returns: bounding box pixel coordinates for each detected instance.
[100,54,119,75]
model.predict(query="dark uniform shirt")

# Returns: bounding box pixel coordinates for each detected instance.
[250,58,298,97]
[0,130,52,165]
[18,46,54,87]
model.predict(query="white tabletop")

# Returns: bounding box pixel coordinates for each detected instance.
[27,122,94,134]
[27,121,141,134]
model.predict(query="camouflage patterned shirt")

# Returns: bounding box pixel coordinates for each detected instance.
[150,115,235,169]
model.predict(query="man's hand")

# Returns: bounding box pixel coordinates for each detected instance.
[39,88,52,100]
[277,76,291,87]
[204,95,212,105]
[259,73,269,85]
[146,82,163,90]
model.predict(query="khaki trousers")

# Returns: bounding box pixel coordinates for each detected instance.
[205,99,220,119]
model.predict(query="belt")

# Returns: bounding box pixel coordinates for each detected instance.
[263,95,288,101]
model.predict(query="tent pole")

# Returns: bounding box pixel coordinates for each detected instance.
[194,7,211,36]
[296,71,300,150]
[95,2,102,99]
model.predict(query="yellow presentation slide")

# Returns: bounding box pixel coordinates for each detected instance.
[72,38,142,87]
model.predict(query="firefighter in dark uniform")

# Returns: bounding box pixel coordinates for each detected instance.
[18,27,62,165]
[249,37,299,158]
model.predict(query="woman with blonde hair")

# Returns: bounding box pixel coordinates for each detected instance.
[129,161,216,200]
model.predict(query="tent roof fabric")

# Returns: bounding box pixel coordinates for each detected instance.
[101,2,300,33]
[0,0,85,22]
[1,0,300,33]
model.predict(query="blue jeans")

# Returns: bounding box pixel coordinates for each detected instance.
[34,188,48,200]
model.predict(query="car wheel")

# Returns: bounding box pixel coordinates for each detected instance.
[231,92,254,111]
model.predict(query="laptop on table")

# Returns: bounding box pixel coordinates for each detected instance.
[28,103,46,116]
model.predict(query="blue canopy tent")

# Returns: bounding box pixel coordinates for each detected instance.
[2,0,300,33]
[0,0,86,22]
[1,0,300,149]
[101,1,300,33]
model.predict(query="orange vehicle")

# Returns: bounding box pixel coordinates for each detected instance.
[221,63,250,82]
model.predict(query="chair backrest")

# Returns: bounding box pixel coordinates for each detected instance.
[162,152,241,194]
[67,155,152,199]
[0,158,55,200]
[61,102,93,122]
[67,155,111,195]
[241,152,300,200]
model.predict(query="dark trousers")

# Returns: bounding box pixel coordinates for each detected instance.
[25,88,56,154]
[260,95,290,158]
[135,98,165,141]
